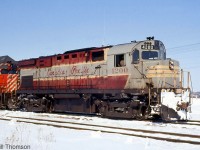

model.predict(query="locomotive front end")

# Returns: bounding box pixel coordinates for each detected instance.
[146,59,191,120]
[134,37,192,120]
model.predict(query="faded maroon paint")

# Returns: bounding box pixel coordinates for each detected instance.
[32,75,129,90]
[18,48,107,69]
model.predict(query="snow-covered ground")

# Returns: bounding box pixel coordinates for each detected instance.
[190,98,200,120]
[0,98,200,150]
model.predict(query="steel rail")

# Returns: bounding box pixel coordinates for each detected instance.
[42,112,200,126]
[165,120,200,126]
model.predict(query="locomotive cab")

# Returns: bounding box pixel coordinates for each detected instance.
[132,39,166,64]
[131,38,181,89]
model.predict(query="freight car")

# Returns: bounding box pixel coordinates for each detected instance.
[0,37,192,120]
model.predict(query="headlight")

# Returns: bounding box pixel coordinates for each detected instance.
[169,60,174,70]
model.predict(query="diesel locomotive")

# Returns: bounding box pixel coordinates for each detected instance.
[0,37,192,120]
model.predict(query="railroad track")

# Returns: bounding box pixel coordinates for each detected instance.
[178,121,200,126]
[47,112,200,126]
[0,115,200,145]
[164,120,200,126]
[187,120,200,123]
[35,112,200,128]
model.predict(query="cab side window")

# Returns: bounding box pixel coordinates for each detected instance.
[115,54,126,67]
[132,49,139,64]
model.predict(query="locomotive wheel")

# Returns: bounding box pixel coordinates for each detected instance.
[135,106,149,120]
[99,105,106,117]
[136,113,143,120]
[48,104,54,113]
[98,102,108,117]
[7,98,19,110]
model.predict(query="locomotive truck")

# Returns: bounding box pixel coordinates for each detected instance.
[0,37,192,120]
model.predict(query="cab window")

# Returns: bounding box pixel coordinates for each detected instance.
[132,49,139,64]
[142,51,158,60]
[115,54,126,67]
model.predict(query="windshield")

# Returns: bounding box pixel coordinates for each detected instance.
[142,51,158,60]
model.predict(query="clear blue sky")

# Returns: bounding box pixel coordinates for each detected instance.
[0,0,200,91]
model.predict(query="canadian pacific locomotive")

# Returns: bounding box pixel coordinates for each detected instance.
[0,37,192,120]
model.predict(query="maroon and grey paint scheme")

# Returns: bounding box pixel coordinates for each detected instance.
[5,38,191,120]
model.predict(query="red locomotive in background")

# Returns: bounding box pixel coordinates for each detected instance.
[0,57,18,109]
[0,38,192,120]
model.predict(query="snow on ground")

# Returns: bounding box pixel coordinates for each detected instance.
[190,98,200,120]
[0,98,200,150]
[0,120,199,150]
